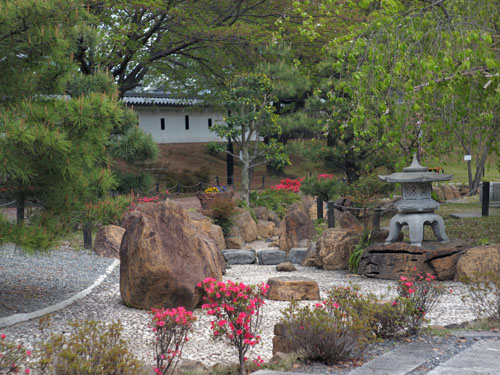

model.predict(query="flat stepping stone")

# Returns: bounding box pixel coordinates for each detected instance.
[222,250,256,265]
[257,249,286,265]
[287,247,308,264]
[266,276,320,301]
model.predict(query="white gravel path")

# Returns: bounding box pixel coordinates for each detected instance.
[0,242,476,370]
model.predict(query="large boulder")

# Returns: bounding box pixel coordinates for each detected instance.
[278,204,316,254]
[253,206,280,227]
[120,200,223,310]
[189,211,226,250]
[225,235,245,249]
[337,210,364,232]
[315,228,360,270]
[358,240,468,280]
[455,245,500,281]
[228,208,258,243]
[267,276,320,301]
[93,225,125,258]
[257,220,276,240]
[301,242,317,267]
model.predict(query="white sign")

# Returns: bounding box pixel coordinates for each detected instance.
[464,155,471,161]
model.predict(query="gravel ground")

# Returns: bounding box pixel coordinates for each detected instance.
[0,243,115,317]
[0,240,480,374]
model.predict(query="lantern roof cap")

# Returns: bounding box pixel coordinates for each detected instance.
[379,154,453,183]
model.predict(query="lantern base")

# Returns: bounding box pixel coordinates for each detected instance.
[385,213,449,247]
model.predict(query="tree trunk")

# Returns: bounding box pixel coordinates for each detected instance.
[83,223,92,250]
[238,347,246,375]
[16,195,25,224]
[241,146,250,205]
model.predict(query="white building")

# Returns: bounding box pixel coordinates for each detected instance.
[122,91,225,144]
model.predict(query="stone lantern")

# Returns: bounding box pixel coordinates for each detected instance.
[379,154,453,246]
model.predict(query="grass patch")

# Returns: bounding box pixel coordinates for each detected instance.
[444,215,500,246]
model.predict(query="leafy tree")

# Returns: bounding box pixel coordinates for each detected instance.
[0,1,158,250]
[77,0,294,95]
[211,72,289,204]
[0,0,81,104]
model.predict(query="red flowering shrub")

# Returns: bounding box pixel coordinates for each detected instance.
[270,177,304,193]
[199,278,268,375]
[395,271,444,333]
[151,307,196,375]
[0,334,31,374]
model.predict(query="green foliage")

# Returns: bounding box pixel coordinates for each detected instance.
[300,174,342,202]
[0,212,71,252]
[348,229,373,274]
[115,171,155,194]
[80,195,133,229]
[205,142,226,156]
[204,195,236,235]
[346,175,395,206]
[0,0,82,104]
[249,189,301,219]
[36,319,142,375]
[461,272,500,321]
[211,72,288,204]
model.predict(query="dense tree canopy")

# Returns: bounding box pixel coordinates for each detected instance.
[77,0,295,95]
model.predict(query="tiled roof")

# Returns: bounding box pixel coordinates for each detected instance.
[122,92,200,107]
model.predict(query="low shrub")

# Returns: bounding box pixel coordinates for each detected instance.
[395,271,445,334]
[199,278,268,375]
[205,142,226,156]
[151,307,196,375]
[35,319,142,375]
[461,272,500,321]
[279,297,362,365]
[204,195,235,235]
[0,333,31,374]
[249,189,301,219]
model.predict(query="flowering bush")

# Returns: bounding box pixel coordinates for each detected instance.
[0,334,31,374]
[151,307,196,375]
[270,177,304,193]
[396,271,444,333]
[199,278,268,375]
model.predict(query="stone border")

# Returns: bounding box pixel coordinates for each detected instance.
[0,259,120,328]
